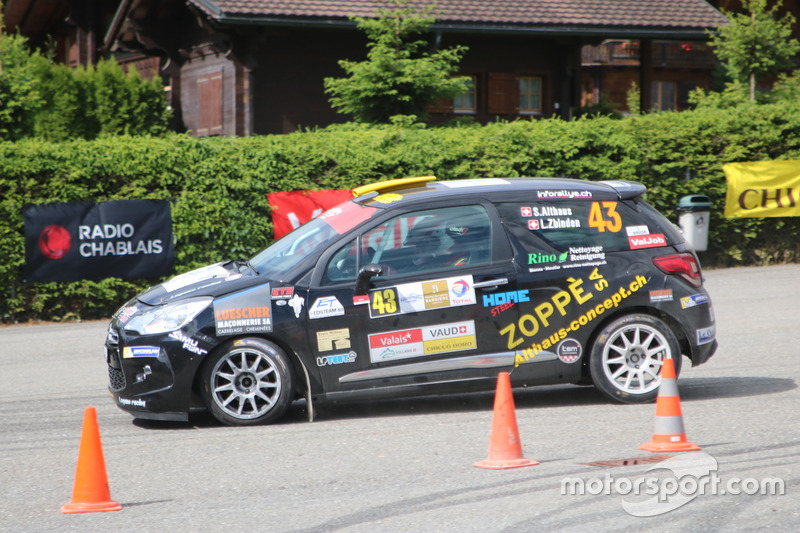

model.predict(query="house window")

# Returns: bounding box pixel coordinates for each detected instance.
[518,77,542,114]
[652,81,676,111]
[453,76,476,113]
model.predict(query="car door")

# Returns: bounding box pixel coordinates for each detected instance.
[305,202,520,397]
[493,195,655,385]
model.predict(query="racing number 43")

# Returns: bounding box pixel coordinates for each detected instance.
[371,287,399,316]
[588,201,622,233]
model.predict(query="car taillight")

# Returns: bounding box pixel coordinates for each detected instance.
[652,253,702,288]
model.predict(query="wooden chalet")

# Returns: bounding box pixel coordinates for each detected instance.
[4,1,732,136]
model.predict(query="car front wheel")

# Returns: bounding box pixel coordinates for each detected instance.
[589,314,681,404]
[201,338,295,426]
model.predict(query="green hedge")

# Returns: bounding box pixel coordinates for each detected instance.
[3,102,800,322]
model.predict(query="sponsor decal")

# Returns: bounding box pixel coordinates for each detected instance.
[451,278,471,298]
[317,351,358,367]
[168,331,208,356]
[118,397,147,407]
[567,246,605,262]
[528,252,568,265]
[213,284,273,336]
[163,263,229,293]
[369,276,476,318]
[484,290,530,316]
[116,305,138,324]
[626,225,650,237]
[483,290,530,307]
[373,193,403,204]
[528,246,607,273]
[309,296,345,319]
[288,294,304,318]
[628,234,667,249]
[681,293,709,308]
[557,338,582,364]
[353,294,370,305]
[271,286,294,299]
[439,178,510,188]
[696,325,716,345]
[511,269,649,366]
[225,273,243,281]
[368,320,477,362]
[536,190,593,199]
[122,346,160,358]
[650,289,673,303]
[422,280,450,309]
[316,201,377,235]
[317,328,351,352]
[490,301,515,316]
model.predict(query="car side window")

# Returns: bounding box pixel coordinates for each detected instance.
[323,205,493,284]
[325,240,359,283]
[497,199,664,270]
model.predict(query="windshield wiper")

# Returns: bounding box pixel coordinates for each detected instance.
[232,259,260,275]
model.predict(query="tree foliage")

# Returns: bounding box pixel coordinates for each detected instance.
[0,26,171,141]
[34,58,172,140]
[324,0,468,124]
[708,0,800,100]
[0,31,42,140]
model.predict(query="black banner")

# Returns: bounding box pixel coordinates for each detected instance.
[23,199,174,282]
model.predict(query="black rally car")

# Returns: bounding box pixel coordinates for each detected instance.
[105,176,717,426]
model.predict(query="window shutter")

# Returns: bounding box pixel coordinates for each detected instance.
[488,73,518,114]
[197,70,223,136]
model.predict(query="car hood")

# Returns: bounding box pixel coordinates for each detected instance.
[136,261,269,306]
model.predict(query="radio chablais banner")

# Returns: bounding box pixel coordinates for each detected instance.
[23,199,174,282]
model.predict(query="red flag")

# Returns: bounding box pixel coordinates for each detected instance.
[267,189,352,239]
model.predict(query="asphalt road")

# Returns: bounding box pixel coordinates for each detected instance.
[1,264,798,532]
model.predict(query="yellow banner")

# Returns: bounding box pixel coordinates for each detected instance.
[723,161,800,218]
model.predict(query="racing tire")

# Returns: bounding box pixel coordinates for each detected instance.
[201,338,295,426]
[589,314,682,404]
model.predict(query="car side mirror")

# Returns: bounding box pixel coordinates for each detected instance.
[356,263,383,294]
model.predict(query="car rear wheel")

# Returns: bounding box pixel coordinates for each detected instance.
[589,314,681,404]
[201,338,294,426]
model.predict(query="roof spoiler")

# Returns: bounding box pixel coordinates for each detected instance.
[351,176,436,197]
[599,180,647,200]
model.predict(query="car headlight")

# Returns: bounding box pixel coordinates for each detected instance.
[124,297,212,335]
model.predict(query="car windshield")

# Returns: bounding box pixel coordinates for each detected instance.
[249,200,378,279]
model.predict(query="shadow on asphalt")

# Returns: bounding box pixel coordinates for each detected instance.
[131,376,795,430]
[678,376,796,400]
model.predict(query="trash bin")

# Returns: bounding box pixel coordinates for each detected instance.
[677,195,711,252]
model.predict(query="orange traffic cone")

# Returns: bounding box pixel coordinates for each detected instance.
[474,372,539,469]
[639,358,701,453]
[61,407,122,514]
